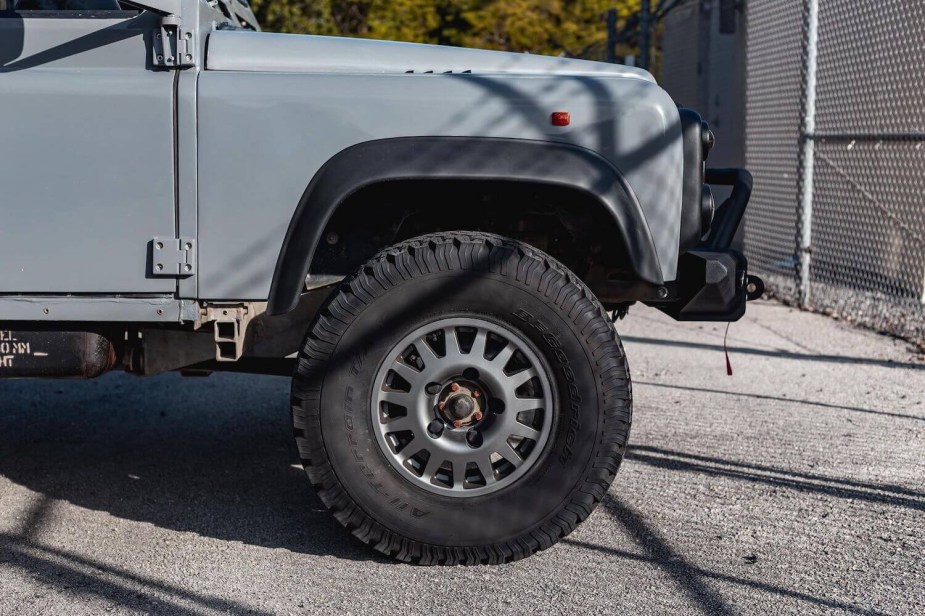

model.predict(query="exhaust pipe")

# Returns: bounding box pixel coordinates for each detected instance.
[0,330,117,378]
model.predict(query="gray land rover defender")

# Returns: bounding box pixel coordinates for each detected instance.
[0,0,762,564]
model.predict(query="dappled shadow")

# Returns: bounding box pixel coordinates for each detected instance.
[595,496,737,615]
[0,247,613,569]
[566,493,892,614]
[0,11,148,72]
[1,496,275,616]
[622,335,925,370]
[0,373,387,564]
[626,445,925,511]
[0,13,24,66]
[636,380,925,423]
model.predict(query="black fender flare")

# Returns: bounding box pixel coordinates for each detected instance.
[267,137,663,315]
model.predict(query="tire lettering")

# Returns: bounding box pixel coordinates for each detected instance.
[513,308,583,465]
[342,369,431,518]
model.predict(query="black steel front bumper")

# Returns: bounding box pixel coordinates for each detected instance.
[657,167,764,322]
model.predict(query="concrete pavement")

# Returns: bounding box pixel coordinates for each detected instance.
[1,300,922,615]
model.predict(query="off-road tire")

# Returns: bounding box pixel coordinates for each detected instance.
[291,232,632,564]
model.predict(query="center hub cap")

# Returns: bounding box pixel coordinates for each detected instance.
[438,381,484,427]
[448,395,474,419]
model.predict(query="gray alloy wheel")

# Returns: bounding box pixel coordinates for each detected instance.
[372,316,554,497]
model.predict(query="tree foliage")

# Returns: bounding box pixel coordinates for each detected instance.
[249,0,641,60]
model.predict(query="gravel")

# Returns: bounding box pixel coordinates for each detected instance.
[1,299,923,615]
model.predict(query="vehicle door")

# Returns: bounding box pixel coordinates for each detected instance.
[0,1,177,293]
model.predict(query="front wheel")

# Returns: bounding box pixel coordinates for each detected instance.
[292,232,632,564]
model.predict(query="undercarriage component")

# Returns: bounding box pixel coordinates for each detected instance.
[205,304,255,362]
[0,329,116,378]
[134,289,337,376]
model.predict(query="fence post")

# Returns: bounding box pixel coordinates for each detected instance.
[639,0,651,71]
[797,0,820,307]
[606,8,617,63]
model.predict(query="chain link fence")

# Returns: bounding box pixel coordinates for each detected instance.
[744,0,925,350]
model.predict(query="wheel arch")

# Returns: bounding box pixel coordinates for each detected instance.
[267,137,663,315]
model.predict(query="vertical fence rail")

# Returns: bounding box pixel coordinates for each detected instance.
[797,0,819,307]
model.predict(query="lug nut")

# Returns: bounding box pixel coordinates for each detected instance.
[428,420,444,437]
[425,382,442,395]
[466,429,483,448]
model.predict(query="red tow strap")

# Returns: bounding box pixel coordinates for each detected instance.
[724,322,733,376]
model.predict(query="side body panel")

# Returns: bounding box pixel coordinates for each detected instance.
[197,35,682,300]
[0,13,177,294]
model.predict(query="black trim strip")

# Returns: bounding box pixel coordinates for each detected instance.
[267,137,663,315]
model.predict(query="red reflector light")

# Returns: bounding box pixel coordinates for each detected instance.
[551,111,571,126]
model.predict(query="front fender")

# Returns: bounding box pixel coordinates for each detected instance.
[267,137,663,315]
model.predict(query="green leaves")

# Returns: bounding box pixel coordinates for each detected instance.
[249,0,640,59]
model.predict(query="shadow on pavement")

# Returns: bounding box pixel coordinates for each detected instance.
[636,380,925,423]
[565,496,884,615]
[1,497,275,616]
[622,335,925,370]
[0,373,385,563]
[626,445,925,511]
[597,496,737,615]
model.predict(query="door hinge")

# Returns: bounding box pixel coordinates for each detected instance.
[150,237,196,277]
[153,16,195,68]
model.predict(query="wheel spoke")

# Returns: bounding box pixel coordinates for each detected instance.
[383,415,416,434]
[452,460,467,488]
[379,390,413,407]
[443,327,464,359]
[491,343,515,368]
[397,441,429,465]
[414,336,440,362]
[469,329,488,359]
[390,360,423,386]
[508,421,541,440]
[475,457,494,485]
[507,367,538,389]
[419,452,439,480]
